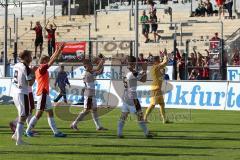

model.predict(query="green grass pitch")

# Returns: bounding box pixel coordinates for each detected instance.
[1,105,240,160]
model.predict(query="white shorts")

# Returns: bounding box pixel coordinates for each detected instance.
[84,96,97,109]
[121,101,137,113]
[36,94,52,111]
[121,91,140,113]
[13,93,30,117]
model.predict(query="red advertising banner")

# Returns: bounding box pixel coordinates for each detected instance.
[56,42,86,62]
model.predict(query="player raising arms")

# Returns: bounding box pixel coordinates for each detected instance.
[26,43,66,137]
[11,50,35,145]
[144,51,169,123]
[117,56,152,138]
[70,58,107,131]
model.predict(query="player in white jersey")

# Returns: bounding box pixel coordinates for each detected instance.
[10,86,36,134]
[11,50,35,145]
[117,56,152,138]
[70,58,107,131]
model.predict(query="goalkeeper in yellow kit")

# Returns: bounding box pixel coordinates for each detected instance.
[144,51,169,124]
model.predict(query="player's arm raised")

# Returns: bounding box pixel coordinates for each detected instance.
[158,50,168,69]
[48,43,65,67]
[45,20,50,30]
[92,58,105,74]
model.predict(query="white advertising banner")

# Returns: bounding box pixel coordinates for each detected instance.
[1,76,239,111]
[162,81,227,110]
[225,82,240,111]
[227,67,240,81]
[0,78,12,96]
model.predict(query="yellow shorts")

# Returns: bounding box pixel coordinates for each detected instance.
[150,89,165,105]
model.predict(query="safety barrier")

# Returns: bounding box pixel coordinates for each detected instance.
[1,77,240,111]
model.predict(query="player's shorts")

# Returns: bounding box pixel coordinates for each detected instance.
[122,100,137,113]
[29,92,35,111]
[151,24,158,32]
[142,25,150,34]
[36,94,52,111]
[13,93,30,117]
[35,36,43,47]
[84,96,97,110]
[150,89,165,105]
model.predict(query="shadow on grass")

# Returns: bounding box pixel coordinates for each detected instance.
[0,150,211,157]
[177,122,240,126]
[91,144,240,150]
[29,143,240,150]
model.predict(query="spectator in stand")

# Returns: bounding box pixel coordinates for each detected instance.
[231,49,240,66]
[202,57,210,80]
[62,0,68,16]
[195,2,206,17]
[177,51,187,80]
[139,53,147,62]
[147,53,154,62]
[140,10,150,43]
[163,68,170,80]
[210,32,221,51]
[215,0,225,19]
[204,0,213,16]
[224,0,233,18]
[45,21,57,57]
[30,21,43,59]
[148,1,157,15]
[0,51,3,63]
[150,11,161,43]
[189,69,201,80]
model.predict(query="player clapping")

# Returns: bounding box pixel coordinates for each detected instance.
[70,57,107,131]
[117,56,153,138]
[144,51,169,123]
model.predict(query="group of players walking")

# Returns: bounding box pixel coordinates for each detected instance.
[10,43,169,145]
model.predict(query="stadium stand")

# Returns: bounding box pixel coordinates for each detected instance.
[0,0,240,61]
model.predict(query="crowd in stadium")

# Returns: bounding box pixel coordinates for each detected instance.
[193,0,233,18]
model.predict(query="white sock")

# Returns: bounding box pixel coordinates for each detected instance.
[138,121,149,136]
[117,120,125,136]
[26,114,33,127]
[73,111,88,125]
[16,122,24,142]
[26,116,38,133]
[91,111,101,129]
[48,117,58,134]
[14,117,18,126]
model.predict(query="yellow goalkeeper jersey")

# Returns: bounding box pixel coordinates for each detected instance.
[150,56,168,91]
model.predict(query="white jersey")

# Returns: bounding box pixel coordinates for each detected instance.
[12,62,32,94]
[123,71,144,99]
[83,71,96,97]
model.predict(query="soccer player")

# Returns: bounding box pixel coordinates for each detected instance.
[144,51,169,123]
[9,86,36,134]
[54,65,71,104]
[11,50,35,145]
[117,56,152,138]
[26,43,66,137]
[70,58,107,131]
